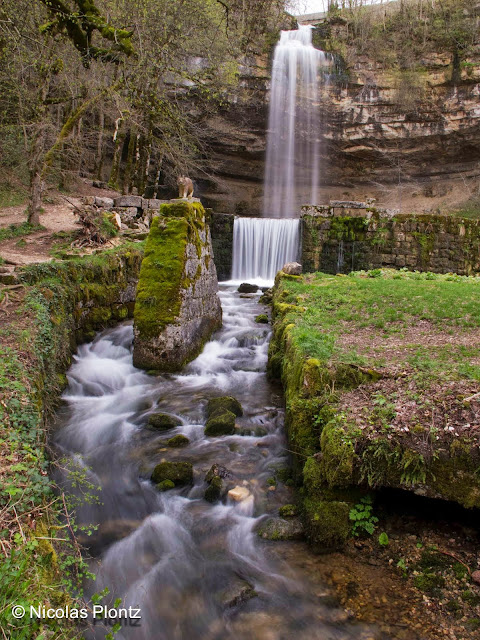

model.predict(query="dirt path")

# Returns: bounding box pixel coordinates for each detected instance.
[0,182,120,265]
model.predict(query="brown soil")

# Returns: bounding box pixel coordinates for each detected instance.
[0,181,120,265]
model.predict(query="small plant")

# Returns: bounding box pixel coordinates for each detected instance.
[349,495,378,536]
[378,532,389,546]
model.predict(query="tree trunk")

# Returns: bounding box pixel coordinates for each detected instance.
[95,107,105,180]
[28,171,43,226]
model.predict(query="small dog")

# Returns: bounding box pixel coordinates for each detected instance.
[177,176,194,199]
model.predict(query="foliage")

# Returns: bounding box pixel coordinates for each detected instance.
[0,0,288,214]
[349,494,378,536]
[378,531,389,546]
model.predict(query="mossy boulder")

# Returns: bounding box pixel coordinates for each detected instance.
[151,461,193,486]
[255,314,269,324]
[303,497,350,550]
[205,476,223,503]
[256,517,304,541]
[206,396,243,418]
[238,283,259,293]
[167,434,190,448]
[279,504,299,518]
[157,479,175,491]
[205,410,236,436]
[148,413,181,430]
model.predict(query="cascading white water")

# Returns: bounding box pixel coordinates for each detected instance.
[231,217,300,283]
[263,25,330,218]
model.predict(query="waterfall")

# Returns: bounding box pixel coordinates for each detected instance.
[263,25,330,218]
[231,217,300,283]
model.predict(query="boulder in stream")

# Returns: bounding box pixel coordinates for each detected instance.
[148,413,181,430]
[256,516,304,541]
[204,464,231,503]
[238,282,259,293]
[152,461,193,487]
[166,434,190,447]
[205,410,236,436]
[206,396,243,418]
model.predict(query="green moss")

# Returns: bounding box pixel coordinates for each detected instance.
[166,434,190,448]
[413,572,446,594]
[255,314,269,324]
[303,497,350,549]
[205,410,236,436]
[148,413,181,430]
[205,476,223,503]
[319,418,356,488]
[151,461,193,486]
[206,396,243,418]
[279,504,299,517]
[328,216,369,241]
[157,479,175,491]
[134,216,189,338]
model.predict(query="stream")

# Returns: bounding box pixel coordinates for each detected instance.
[52,285,378,640]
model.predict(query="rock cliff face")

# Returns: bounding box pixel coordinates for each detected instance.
[200,32,480,215]
[133,202,222,371]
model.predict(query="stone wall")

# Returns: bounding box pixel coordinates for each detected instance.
[133,202,222,371]
[210,212,235,281]
[302,203,480,276]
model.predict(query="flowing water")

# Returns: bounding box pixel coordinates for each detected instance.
[52,286,377,640]
[231,217,301,283]
[263,25,330,218]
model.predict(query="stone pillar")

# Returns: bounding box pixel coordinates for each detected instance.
[133,201,222,371]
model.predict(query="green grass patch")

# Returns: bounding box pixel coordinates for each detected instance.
[0,222,44,243]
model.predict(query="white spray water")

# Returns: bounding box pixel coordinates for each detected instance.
[263,25,330,218]
[231,217,300,283]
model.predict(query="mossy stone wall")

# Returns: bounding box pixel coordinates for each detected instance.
[133,202,222,371]
[302,208,480,275]
[210,212,234,281]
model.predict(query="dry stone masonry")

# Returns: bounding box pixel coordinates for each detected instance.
[302,202,480,276]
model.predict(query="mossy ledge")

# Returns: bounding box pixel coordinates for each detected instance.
[0,244,143,635]
[268,270,480,550]
[133,202,222,371]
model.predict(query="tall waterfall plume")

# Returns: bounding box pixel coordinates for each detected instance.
[263,25,330,218]
[231,217,300,283]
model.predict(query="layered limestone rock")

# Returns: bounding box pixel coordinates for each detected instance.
[133,202,222,371]
[200,24,480,214]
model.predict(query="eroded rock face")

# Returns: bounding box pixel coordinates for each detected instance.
[200,47,480,214]
[133,202,222,371]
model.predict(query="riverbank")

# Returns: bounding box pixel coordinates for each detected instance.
[0,244,143,637]
[268,268,480,637]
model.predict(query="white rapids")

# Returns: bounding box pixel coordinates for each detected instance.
[231,217,301,284]
[52,287,376,640]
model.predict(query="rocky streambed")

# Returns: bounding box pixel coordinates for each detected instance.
[51,284,380,640]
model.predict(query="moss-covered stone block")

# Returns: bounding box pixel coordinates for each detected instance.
[206,396,243,418]
[151,461,193,486]
[303,497,350,550]
[205,410,236,436]
[133,203,222,371]
[148,413,181,430]
[167,434,190,447]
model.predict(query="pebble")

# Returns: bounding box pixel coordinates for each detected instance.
[228,486,251,502]
[471,570,480,585]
